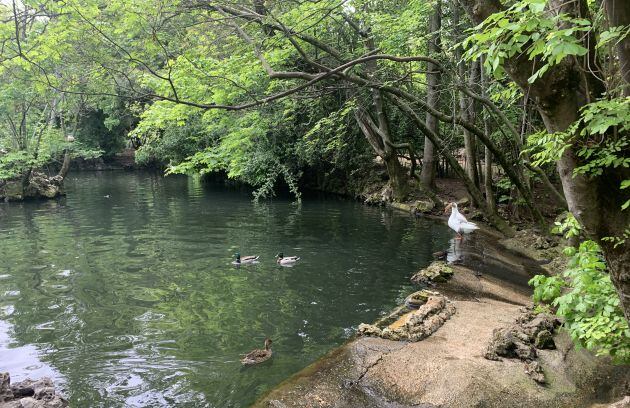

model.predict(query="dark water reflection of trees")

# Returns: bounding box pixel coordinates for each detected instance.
[0,172,450,407]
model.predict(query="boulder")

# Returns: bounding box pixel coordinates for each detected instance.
[411,261,454,285]
[0,372,13,402]
[0,173,64,202]
[485,309,563,385]
[0,374,67,408]
[358,293,455,342]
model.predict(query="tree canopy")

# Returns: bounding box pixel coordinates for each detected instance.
[0,0,628,360]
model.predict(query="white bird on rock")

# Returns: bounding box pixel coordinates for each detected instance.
[444,202,479,239]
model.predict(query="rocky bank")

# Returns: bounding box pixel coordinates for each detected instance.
[0,373,67,408]
[0,173,64,202]
[253,231,629,408]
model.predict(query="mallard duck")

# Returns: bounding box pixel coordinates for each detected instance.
[241,338,273,365]
[276,253,300,265]
[445,202,479,239]
[233,252,259,265]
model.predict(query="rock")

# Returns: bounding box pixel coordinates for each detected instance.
[533,236,551,249]
[268,400,288,408]
[357,323,382,337]
[411,261,454,285]
[390,202,413,212]
[523,313,561,341]
[0,372,14,402]
[358,294,455,343]
[0,374,67,408]
[0,172,64,202]
[403,290,432,309]
[414,199,434,213]
[535,329,555,349]
[456,197,470,207]
[390,199,435,215]
[485,327,537,361]
[524,360,546,384]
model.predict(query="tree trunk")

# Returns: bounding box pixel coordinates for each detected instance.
[480,61,495,212]
[354,109,409,201]
[454,5,480,190]
[459,0,630,323]
[604,0,630,96]
[384,153,409,201]
[421,0,441,190]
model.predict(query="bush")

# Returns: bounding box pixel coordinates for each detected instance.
[529,240,630,363]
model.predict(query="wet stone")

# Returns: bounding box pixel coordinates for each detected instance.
[0,373,67,408]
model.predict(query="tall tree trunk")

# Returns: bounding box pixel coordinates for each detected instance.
[454,6,480,190]
[604,0,630,96]
[355,109,408,201]
[481,58,495,212]
[358,35,409,201]
[421,0,442,190]
[460,0,630,324]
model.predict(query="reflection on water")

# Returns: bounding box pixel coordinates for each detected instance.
[0,172,451,407]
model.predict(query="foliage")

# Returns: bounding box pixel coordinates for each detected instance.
[530,241,630,363]
[552,212,581,239]
[527,97,630,212]
[463,0,591,82]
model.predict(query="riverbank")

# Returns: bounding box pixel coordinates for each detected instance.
[253,231,629,407]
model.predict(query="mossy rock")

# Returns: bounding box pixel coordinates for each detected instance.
[404,289,436,309]
[390,200,435,214]
[411,261,454,285]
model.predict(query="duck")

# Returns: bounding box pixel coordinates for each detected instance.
[276,252,300,265]
[233,252,259,265]
[241,338,273,365]
[445,202,479,239]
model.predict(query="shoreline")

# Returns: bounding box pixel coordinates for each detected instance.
[253,226,630,408]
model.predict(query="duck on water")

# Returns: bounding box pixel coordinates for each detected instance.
[276,253,300,266]
[233,253,260,265]
[241,338,273,365]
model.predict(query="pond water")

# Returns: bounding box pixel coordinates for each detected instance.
[0,171,451,407]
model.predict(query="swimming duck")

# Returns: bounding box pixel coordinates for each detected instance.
[241,338,273,365]
[445,202,479,239]
[276,253,300,265]
[233,252,259,265]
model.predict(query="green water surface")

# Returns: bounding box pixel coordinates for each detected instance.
[0,172,450,407]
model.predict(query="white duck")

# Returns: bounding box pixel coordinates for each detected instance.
[445,202,479,239]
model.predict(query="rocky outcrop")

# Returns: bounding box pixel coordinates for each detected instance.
[254,232,629,408]
[410,261,454,285]
[357,291,455,342]
[0,173,64,202]
[0,373,67,407]
[485,307,561,383]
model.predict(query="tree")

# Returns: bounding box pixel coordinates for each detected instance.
[461,0,630,322]
[421,0,442,189]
